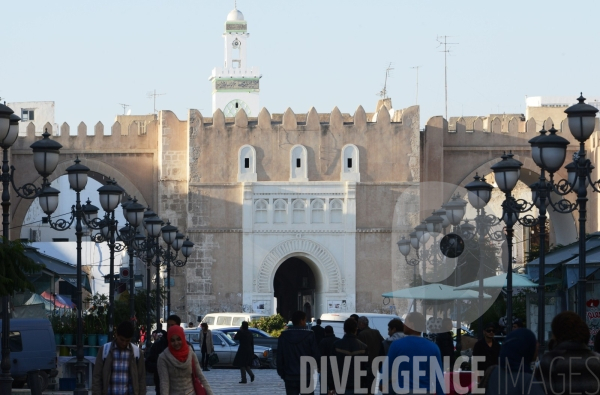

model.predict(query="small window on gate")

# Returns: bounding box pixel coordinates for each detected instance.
[347,158,352,168]
[244,158,250,168]
[296,158,301,168]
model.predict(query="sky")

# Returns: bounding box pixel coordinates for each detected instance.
[4,0,600,129]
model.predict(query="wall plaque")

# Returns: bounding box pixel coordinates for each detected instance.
[215,79,259,90]
[226,23,246,31]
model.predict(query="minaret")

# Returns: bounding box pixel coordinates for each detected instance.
[209,5,261,117]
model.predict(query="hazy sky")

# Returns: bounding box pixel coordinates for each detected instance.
[4,0,599,128]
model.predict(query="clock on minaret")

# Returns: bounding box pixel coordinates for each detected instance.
[209,6,261,117]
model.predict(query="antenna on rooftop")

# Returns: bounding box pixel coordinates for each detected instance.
[378,63,394,99]
[119,103,130,115]
[410,66,422,105]
[147,90,166,114]
[437,35,458,120]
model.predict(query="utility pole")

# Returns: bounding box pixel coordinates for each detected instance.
[437,36,458,120]
[147,90,166,114]
[119,103,129,115]
[411,66,422,105]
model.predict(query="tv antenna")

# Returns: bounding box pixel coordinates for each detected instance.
[147,89,166,114]
[119,103,129,115]
[411,66,422,105]
[378,63,394,99]
[437,35,458,120]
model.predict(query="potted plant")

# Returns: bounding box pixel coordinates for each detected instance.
[86,293,109,345]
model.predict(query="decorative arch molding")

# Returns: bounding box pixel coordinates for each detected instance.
[12,158,150,236]
[258,238,342,293]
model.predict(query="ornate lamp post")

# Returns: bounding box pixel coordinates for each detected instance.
[490,152,524,336]
[464,173,496,338]
[119,198,146,322]
[0,104,62,395]
[143,214,164,326]
[41,158,105,395]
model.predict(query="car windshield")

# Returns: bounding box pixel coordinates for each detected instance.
[213,331,236,346]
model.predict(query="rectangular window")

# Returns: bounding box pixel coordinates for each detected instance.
[21,109,34,121]
[245,158,250,168]
[216,316,232,326]
[347,158,352,168]
[296,158,301,168]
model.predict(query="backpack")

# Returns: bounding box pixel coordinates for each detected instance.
[102,342,140,361]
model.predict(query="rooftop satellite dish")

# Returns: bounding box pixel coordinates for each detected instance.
[126,109,132,116]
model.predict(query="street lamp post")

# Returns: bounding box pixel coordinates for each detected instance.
[143,215,164,326]
[465,174,495,338]
[0,104,62,395]
[42,158,101,395]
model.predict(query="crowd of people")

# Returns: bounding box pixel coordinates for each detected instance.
[90,310,600,395]
[277,310,600,395]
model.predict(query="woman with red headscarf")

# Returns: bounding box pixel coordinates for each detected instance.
[157,325,214,395]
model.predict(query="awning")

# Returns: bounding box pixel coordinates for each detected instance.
[527,234,600,282]
[24,246,92,292]
[563,247,600,289]
[383,283,492,300]
[455,273,539,290]
[59,275,92,293]
[41,291,76,309]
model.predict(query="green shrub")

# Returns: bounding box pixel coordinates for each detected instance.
[249,314,286,337]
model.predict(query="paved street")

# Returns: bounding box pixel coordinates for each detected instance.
[147,368,295,395]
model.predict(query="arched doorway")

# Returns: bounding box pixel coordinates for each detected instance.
[273,257,316,322]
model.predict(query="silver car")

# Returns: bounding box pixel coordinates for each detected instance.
[184,329,273,368]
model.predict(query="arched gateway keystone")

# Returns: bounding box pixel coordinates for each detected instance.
[258,238,342,293]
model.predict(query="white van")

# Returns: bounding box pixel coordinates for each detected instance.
[200,312,270,330]
[319,313,401,338]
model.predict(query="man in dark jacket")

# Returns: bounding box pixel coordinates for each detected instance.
[145,314,181,395]
[277,310,320,395]
[233,321,255,384]
[435,318,455,370]
[535,311,600,394]
[318,326,339,394]
[357,316,383,394]
[332,318,369,394]
[311,319,325,344]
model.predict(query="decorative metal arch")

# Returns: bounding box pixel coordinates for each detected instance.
[257,238,342,293]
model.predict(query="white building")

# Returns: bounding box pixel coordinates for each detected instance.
[6,101,57,136]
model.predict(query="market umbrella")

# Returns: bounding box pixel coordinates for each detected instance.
[455,273,538,290]
[382,283,491,300]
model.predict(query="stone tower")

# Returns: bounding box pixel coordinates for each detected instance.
[209,6,261,117]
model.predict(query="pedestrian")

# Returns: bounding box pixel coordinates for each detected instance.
[311,318,325,344]
[357,316,383,394]
[233,321,256,384]
[139,325,146,347]
[485,328,545,395]
[332,318,369,394]
[318,325,339,394]
[188,321,195,328]
[384,312,444,395]
[535,311,600,394]
[381,318,404,356]
[199,322,214,371]
[152,322,167,342]
[472,322,501,376]
[146,315,181,395]
[92,320,146,395]
[512,318,525,331]
[277,310,320,395]
[157,324,214,395]
[435,318,455,370]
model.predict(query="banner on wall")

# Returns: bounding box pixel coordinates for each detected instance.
[586,298,600,347]
[327,300,347,313]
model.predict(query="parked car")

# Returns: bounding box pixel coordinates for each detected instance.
[218,326,278,368]
[184,329,273,368]
[0,319,58,391]
[200,313,270,330]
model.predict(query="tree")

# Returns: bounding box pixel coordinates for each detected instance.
[0,239,43,296]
